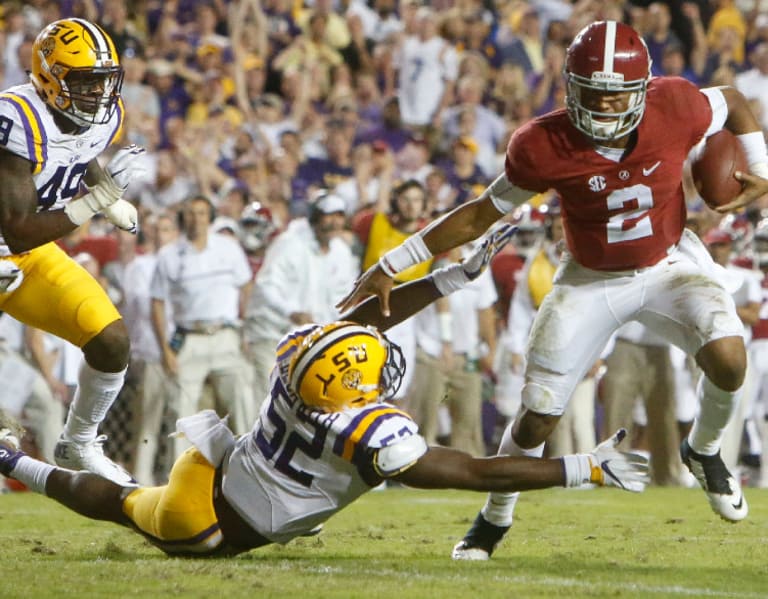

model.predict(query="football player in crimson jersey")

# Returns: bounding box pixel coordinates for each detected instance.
[0,19,145,485]
[338,20,768,559]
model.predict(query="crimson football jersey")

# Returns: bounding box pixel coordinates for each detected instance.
[505,77,711,271]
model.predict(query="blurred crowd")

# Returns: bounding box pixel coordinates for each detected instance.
[1,0,768,489]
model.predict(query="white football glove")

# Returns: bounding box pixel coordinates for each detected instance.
[431,223,517,296]
[588,429,650,493]
[103,199,139,234]
[461,222,517,280]
[104,144,147,193]
[64,145,147,226]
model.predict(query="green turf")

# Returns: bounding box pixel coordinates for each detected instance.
[0,486,766,598]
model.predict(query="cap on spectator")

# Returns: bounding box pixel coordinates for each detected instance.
[454,136,479,154]
[313,192,346,215]
[147,59,175,77]
[211,216,240,236]
[703,228,734,246]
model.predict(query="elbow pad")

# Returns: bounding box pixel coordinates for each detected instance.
[373,434,428,477]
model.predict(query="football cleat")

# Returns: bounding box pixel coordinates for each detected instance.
[680,439,748,522]
[54,435,138,487]
[451,513,509,561]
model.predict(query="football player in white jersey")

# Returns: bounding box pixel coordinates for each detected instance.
[0,19,146,485]
[0,224,649,557]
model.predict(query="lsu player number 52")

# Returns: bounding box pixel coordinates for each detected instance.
[0,224,650,557]
[0,18,146,485]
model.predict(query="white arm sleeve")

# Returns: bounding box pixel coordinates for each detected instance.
[373,434,428,477]
[700,87,728,137]
[482,172,538,214]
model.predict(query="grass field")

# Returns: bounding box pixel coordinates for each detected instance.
[0,486,766,599]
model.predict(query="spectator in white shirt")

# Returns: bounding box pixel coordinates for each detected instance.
[150,196,254,463]
[245,192,359,406]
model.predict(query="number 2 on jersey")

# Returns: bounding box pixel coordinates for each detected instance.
[605,183,654,243]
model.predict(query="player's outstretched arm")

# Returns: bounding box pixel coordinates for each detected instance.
[393,429,649,494]
[344,223,516,331]
[336,194,504,316]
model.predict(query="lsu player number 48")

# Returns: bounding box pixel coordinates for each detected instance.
[0,19,146,485]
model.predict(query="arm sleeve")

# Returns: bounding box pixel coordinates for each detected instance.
[700,87,728,137]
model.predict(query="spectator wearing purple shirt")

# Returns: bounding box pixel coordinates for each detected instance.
[291,121,355,214]
[355,96,411,153]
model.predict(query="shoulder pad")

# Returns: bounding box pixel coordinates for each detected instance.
[373,433,428,477]
[0,94,46,167]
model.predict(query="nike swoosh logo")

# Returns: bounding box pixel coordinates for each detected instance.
[601,460,624,489]
[643,161,662,176]
[90,140,101,147]
[732,493,744,510]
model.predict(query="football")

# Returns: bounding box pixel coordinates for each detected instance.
[691,129,748,209]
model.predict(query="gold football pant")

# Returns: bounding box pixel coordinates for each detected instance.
[122,448,224,555]
[0,243,121,347]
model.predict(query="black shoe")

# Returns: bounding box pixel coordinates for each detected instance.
[451,513,509,561]
[680,439,748,522]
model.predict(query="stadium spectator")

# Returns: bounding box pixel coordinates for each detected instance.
[395,6,458,129]
[735,43,768,133]
[150,195,255,464]
[339,22,768,562]
[644,2,684,77]
[0,225,649,556]
[245,192,358,407]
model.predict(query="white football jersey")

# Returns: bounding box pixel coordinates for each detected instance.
[0,83,124,254]
[223,325,426,544]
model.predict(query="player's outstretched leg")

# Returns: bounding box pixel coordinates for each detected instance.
[680,439,748,521]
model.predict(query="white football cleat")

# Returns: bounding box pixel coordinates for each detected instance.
[680,440,748,522]
[54,435,137,487]
[451,541,491,561]
[451,514,509,561]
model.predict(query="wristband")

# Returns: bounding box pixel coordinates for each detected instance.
[736,132,768,175]
[430,263,470,296]
[378,234,432,277]
[749,162,768,179]
[63,185,121,226]
[561,454,600,487]
[438,311,453,343]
